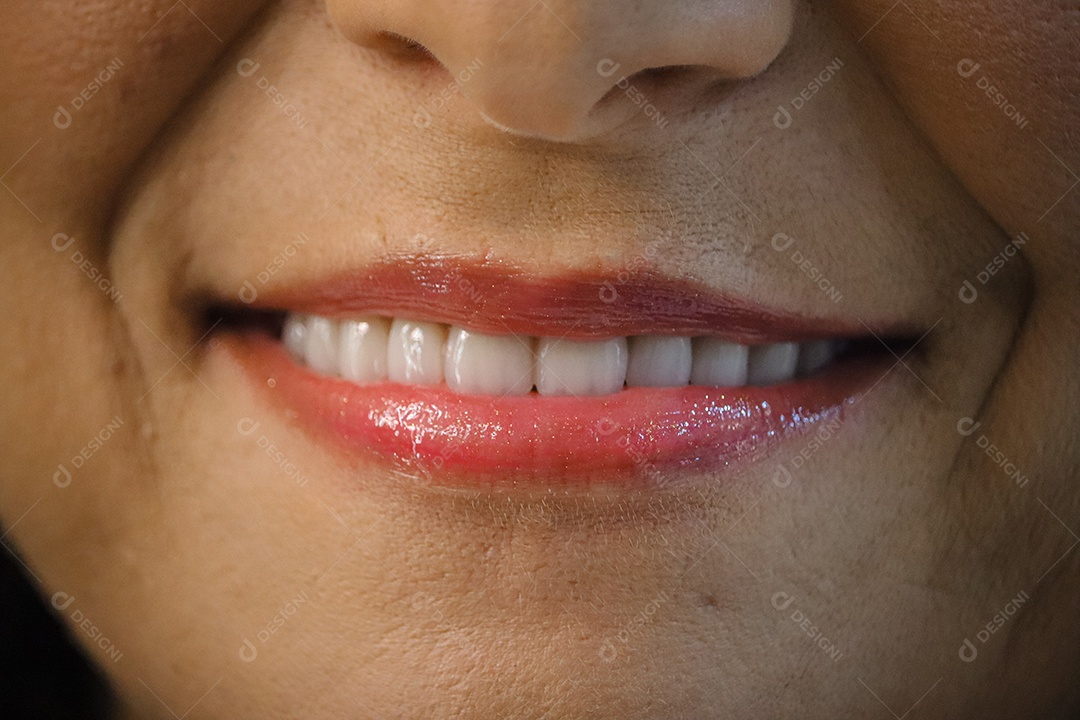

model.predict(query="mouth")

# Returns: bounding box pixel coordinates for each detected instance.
[206,256,913,489]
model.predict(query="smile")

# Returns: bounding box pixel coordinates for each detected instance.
[214,257,909,487]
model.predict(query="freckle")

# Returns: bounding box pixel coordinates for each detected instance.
[696,593,720,611]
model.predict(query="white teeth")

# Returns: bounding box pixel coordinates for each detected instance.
[626,336,692,387]
[387,319,447,385]
[746,342,799,386]
[444,327,534,396]
[338,317,389,384]
[282,313,844,396]
[690,338,748,386]
[536,337,628,396]
[796,340,835,377]
[283,313,308,360]
[304,316,339,376]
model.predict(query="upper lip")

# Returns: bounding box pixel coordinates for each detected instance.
[226,253,912,342]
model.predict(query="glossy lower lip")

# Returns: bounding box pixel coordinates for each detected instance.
[224,333,883,488]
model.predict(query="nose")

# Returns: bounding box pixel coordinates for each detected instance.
[326,0,795,142]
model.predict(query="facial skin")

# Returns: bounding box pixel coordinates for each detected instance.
[0,0,1077,717]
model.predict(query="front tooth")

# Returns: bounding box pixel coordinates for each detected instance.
[283,314,308,361]
[626,336,692,387]
[338,317,390,383]
[796,340,835,377]
[304,316,340,375]
[535,337,628,396]
[444,328,534,396]
[387,319,447,385]
[746,342,799,385]
[690,338,748,386]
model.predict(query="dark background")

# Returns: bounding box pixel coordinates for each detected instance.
[0,531,113,719]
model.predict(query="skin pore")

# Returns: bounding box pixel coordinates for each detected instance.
[0,0,1077,717]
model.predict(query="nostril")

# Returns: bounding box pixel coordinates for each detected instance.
[635,65,702,82]
[602,64,718,95]
[370,31,438,63]
[594,64,727,111]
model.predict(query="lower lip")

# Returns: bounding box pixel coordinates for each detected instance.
[225,333,881,488]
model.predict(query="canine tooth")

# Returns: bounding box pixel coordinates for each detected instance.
[626,336,692,387]
[387,319,447,385]
[535,337,628,396]
[283,314,308,361]
[304,316,340,376]
[796,340,835,377]
[746,342,799,385]
[690,338,748,386]
[338,317,390,384]
[444,327,534,396]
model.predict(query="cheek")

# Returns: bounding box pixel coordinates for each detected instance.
[827,0,1077,254]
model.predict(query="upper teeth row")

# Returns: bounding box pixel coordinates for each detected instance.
[282,314,838,397]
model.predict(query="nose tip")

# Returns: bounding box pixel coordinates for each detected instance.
[327,0,795,142]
